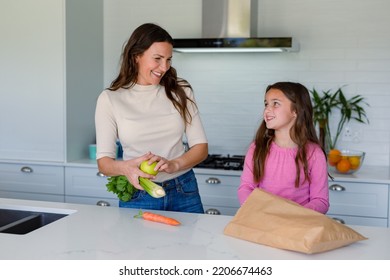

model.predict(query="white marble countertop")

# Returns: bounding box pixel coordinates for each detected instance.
[1,197,390,260]
[329,165,390,184]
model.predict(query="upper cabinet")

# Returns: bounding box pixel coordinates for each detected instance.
[0,0,103,163]
[0,1,65,162]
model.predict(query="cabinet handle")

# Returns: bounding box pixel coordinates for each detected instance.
[332,217,345,224]
[205,208,221,215]
[20,166,33,173]
[329,184,346,192]
[96,172,106,177]
[205,177,221,184]
[96,200,110,207]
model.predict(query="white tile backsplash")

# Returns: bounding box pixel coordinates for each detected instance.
[104,0,390,167]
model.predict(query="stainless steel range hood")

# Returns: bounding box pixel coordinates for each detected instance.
[173,0,299,53]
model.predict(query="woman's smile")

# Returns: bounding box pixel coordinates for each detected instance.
[136,42,173,85]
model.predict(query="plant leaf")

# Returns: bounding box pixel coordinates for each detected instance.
[310,86,369,149]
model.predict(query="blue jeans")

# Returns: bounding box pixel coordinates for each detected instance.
[119,169,204,214]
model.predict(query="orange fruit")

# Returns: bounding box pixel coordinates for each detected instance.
[328,149,341,166]
[348,156,361,170]
[336,158,351,173]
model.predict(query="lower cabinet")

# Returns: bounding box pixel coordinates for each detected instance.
[0,162,64,202]
[327,180,389,227]
[64,166,118,207]
[195,171,241,216]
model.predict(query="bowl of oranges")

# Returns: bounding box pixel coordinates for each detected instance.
[327,149,365,174]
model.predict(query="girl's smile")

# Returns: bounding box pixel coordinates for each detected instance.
[263,88,297,133]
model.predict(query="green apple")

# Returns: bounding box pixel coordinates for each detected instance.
[140,160,159,176]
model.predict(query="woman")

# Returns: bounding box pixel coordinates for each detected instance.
[95,23,208,213]
[238,82,329,214]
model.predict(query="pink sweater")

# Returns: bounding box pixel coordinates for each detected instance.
[238,142,329,214]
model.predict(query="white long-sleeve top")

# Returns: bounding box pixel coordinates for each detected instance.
[95,84,208,182]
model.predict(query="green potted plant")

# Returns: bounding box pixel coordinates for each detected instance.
[310,87,369,151]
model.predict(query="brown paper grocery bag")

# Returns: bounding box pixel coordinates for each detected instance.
[224,188,367,254]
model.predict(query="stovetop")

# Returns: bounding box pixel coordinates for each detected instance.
[195,154,245,171]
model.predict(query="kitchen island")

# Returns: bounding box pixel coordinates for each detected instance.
[0,197,389,260]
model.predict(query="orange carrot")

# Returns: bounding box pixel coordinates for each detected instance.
[134,210,181,226]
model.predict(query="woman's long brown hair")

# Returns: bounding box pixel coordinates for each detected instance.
[253,82,326,187]
[108,23,195,124]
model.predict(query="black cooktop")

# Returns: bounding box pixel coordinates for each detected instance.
[195,154,245,170]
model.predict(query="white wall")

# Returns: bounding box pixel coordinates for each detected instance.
[103,0,390,167]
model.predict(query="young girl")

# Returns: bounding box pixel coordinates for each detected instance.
[238,82,329,214]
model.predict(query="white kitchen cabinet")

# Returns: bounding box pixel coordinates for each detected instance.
[65,166,118,207]
[327,179,389,227]
[0,1,65,162]
[0,162,64,202]
[0,0,103,163]
[194,167,390,227]
[194,169,241,216]
[0,1,103,203]
[65,166,241,210]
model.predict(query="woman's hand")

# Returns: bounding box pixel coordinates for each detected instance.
[121,152,157,190]
[98,143,207,189]
[140,154,177,174]
[151,143,208,174]
[97,152,156,190]
[154,156,180,174]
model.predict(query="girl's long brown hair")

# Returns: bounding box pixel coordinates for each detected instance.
[253,82,326,187]
[108,23,195,124]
